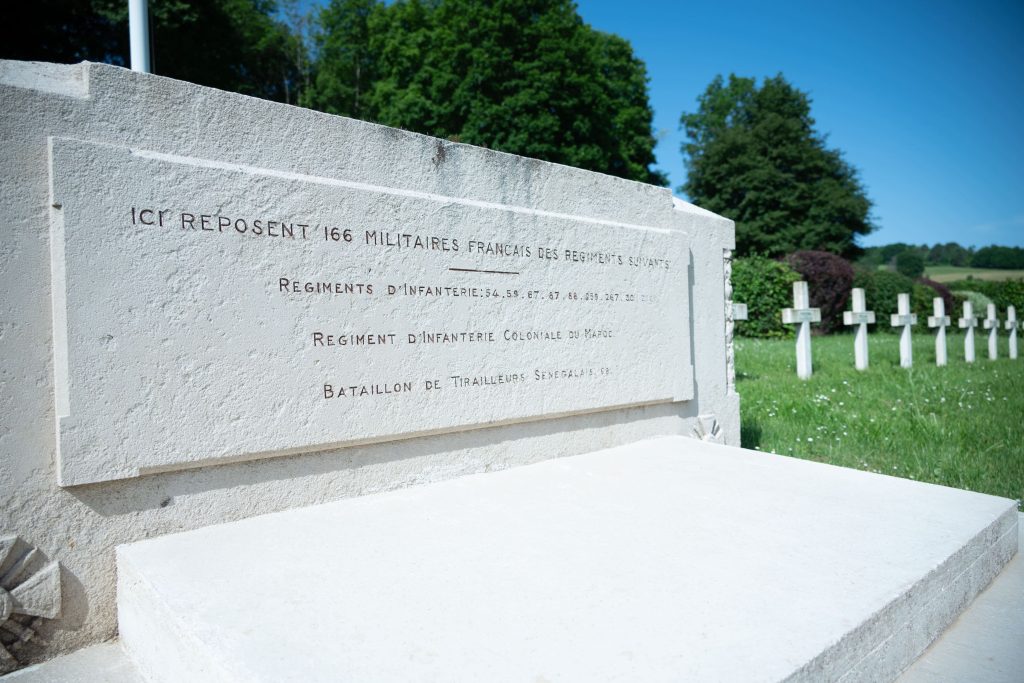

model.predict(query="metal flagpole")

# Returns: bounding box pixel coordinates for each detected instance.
[129,0,151,73]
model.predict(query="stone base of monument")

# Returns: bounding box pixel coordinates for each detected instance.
[107,436,1019,683]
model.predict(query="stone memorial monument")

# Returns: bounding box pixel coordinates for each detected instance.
[842,287,875,371]
[959,300,979,363]
[890,293,917,368]
[781,281,821,380]
[0,59,738,671]
[983,304,1000,361]
[927,297,951,367]
[1007,305,1019,360]
[0,61,1018,682]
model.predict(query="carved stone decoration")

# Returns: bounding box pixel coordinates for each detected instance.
[724,249,737,393]
[0,535,61,673]
[691,414,725,445]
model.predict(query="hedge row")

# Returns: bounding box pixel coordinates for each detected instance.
[784,251,853,334]
[733,253,972,338]
[731,255,800,338]
[943,279,1024,316]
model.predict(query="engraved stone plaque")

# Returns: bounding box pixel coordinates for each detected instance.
[890,314,918,327]
[49,138,694,485]
[842,311,876,325]
[782,309,822,324]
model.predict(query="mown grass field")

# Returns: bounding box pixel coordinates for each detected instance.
[736,332,1024,508]
[924,265,1024,282]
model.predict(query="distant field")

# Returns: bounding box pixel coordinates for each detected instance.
[736,334,1024,508]
[924,265,1024,282]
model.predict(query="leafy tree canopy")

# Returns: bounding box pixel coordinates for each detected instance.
[927,242,972,267]
[680,74,873,257]
[859,242,1023,270]
[2,0,305,103]
[303,0,667,185]
[971,245,1024,269]
[895,251,925,278]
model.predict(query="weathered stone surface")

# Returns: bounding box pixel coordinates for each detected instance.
[50,138,692,485]
[116,436,1018,683]
[0,537,62,672]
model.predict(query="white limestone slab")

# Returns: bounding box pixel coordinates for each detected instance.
[49,137,693,486]
[117,436,1018,683]
[0,642,143,683]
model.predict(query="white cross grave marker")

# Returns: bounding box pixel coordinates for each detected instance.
[842,287,875,370]
[732,303,748,321]
[958,301,978,363]
[781,281,821,380]
[983,304,999,360]
[890,293,917,368]
[927,297,951,367]
[1006,306,1018,360]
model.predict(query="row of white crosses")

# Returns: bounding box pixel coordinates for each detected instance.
[779,281,1020,379]
[841,289,920,369]
[948,301,1018,363]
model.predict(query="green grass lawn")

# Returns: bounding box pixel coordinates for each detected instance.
[736,332,1024,508]
[924,265,1024,282]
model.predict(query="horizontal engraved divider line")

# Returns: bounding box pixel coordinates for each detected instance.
[133,396,680,479]
[131,148,675,235]
[449,267,520,275]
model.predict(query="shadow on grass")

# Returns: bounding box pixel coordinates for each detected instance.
[741,419,762,450]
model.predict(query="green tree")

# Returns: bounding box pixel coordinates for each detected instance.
[895,251,925,278]
[303,0,666,185]
[680,74,874,257]
[972,245,1024,269]
[731,255,800,338]
[1,0,303,104]
[879,242,913,264]
[301,0,380,117]
[928,242,972,266]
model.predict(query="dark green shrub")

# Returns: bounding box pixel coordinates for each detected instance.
[971,246,1024,269]
[732,255,800,338]
[995,280,1024,313]
[951,290,995,316]
[911,283,937,320]
[895,251,925,278]
[784,251,855,334]
[853,268,914,329]
[915,278,955,317]
[944,279,1024,315]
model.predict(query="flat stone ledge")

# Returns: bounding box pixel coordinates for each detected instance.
[115,436,1018,682]
[0,642,142,683]
[897,514,1024,683]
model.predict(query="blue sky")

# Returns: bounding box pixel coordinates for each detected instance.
[573,0,1024,248]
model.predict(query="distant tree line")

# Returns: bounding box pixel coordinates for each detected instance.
[860,243,1024,276]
